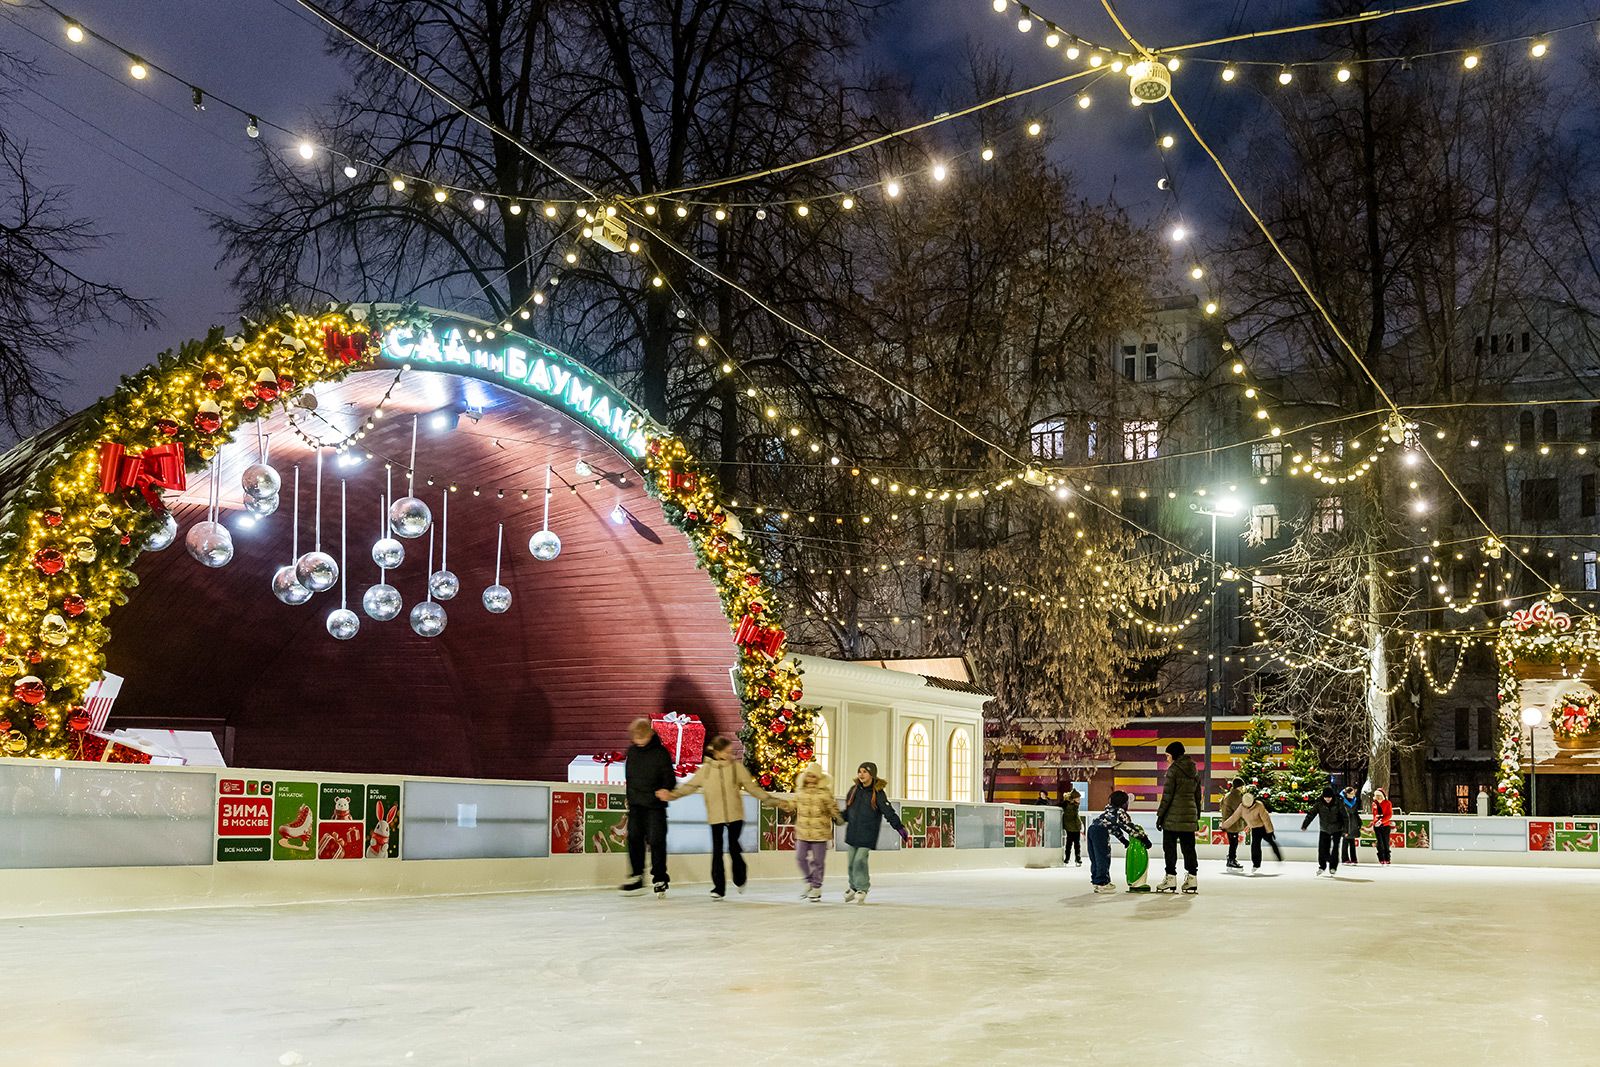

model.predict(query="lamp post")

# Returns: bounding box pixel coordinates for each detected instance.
[1190,496,1242,807]
[1521,705,1542,817]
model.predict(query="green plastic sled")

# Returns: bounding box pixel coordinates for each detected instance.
[1126,836,1152,892]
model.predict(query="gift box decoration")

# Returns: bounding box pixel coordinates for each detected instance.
[651,712,706,771]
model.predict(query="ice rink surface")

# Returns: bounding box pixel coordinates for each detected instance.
[8,859,1596,1066]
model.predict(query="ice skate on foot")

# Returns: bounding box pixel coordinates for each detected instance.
[1182,874,1198,894]
[1093,883,1117,894]
[807,887,822,902]
[619,877,645,894]
[843,888,857,902]
[1075,859,1083,867]
[653,882,668,898]
[710,890,725,900]
[855,890,868,904]
[1154,874,1178,893]
[799,884,813,900]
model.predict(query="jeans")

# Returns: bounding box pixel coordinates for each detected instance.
[1162,830,1198,876]
[626,806,669,886]
[709,820,745,895]
[796,840,828,888]
[1064,831,1082,863]
[1342,833,1359,864]
[1225,830,1240,864]
[847,845,873,891]
[1375,825,1392,862]
[1317,831,1343,872]
[1087,823,1112,886]
[1249,828,1283,867]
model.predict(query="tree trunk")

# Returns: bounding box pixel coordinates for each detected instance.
[1364,549,1392,793]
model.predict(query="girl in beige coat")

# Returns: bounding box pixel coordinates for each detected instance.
[1218,792,1283,873]
[787,762,844,901]
[669,736,777,898]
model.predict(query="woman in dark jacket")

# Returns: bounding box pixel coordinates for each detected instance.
[1300,786,1347,876]
[1060,789,1083,867]
[842,762,908,903]
[1340,786,1363,866]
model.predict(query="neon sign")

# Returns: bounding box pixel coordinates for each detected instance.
[379,324,650,458]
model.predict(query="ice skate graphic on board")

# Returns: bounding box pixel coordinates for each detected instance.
[277,804,312,852]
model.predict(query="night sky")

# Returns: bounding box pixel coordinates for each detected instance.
[0,0,1572,423]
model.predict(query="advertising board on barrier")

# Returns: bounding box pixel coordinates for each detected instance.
[215,777,402,863]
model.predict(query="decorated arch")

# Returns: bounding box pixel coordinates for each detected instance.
[0,305,811,785]
[1495,599,1600,815]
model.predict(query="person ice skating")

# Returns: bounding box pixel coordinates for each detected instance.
[1301,786,1347,876]
[620,717,676,897]
[842,762,908,903]
[1340,786,1362,866]
[1371,787,1394,865]
[1060,788,1083,867]
[1218,791,1282,873]
[1086,789,1149,893]
[789,762,844,901]
[1220,777,1245,871]
[1155,741,1202,894]
[667,735,777,899]
[1476,785,1490,817]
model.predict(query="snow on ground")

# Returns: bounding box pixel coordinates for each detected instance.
[7,859,1597,1066]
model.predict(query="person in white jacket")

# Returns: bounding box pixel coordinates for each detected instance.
[667,736,778,898]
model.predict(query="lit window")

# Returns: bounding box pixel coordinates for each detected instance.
[812,713,830,776]
[1087,420,1099,458]
[1309,433,1344,461]
[1586,551,1597,592]
[1122,420,1160,460]
[1312,495,1345,533]
[1251,573,1284,613]
[1250,503,1280,542]
[1252,441,1283,476]
[949,728,973,802]
[1029,418,1067,460]
[906,723,930,800]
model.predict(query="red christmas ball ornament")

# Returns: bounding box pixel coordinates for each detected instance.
[61,594,86,617]
[14,676,45,705]
[1497,784,1508,793]
[758,773,773,787]
[25,650,41,665]
[647,440,661,455]
[155,417,180,437]
[33,548,64,575]
[0,719,9,734]
[193,399,223,435]
[201,370,225,391]
[67,707,90,732]
[711,512,726,526]
[252,368,281,402]
[31,712,48,730]
[277,374,297,394]
[789,688,802,701]
[758,686,772,699]
[749,602,764,614]
[241,396,259,410]
[44,508,63,528]
[744,574,760,588]
[685,511,700,523]
[770,721,787,734]
[797,746,814,761]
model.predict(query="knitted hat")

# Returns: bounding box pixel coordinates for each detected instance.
[1322,785,1336,798]
[1164,741,1186,757]
[857,761,878,779]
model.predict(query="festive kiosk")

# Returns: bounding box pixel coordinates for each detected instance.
[1496,599,1600,818]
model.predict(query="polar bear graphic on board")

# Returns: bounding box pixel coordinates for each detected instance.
[330,796,353,821]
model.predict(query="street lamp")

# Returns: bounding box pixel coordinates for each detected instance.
[1190,496,1243,807]
[1521,705,1542,816]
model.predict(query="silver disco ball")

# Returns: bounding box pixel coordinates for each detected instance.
[326,607,361,640]
[244,492,280,517]
[295,550,339,592]
[362,582,403,621]
[371,537,405,569]
[409,600,447,637]
[271,564,314,605]
[482,584,512,613]
[388,496,433,539]
[143,511,179,552]
[428,569,459,600]
[185,520,234,568]
[528,529,562,562]
[241,462,282,500]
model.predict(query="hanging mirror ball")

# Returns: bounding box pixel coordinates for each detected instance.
[241,462,282,500]
[482,584,512,614]
[409,600,447,637]
[388,496,433,539]
[529,529,562,562]
[295,550,339,592]
[143,511,179,552]
[271,564,314,605]
[326,607,361,641]
[371,537,405,569]
[428,569,460,600]
[244,492,280,517]
[185,520,234,568]
[362,583,403,621]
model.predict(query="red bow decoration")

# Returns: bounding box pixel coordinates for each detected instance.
[734,613,784,657]
[594,750,624,766]
[98,441,186,511]
[323,327,371,365]
[674,761,697,778]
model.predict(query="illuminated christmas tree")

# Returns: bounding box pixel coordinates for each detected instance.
[1235,716,1286,812]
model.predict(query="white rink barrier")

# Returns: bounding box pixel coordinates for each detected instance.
[0,760,1060,917]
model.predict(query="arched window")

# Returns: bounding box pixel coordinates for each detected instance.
[1519,411,1536,448]
[1541,409,1558,441]
[905,724,930,800]
[949,728,973,802]
[812,714,830,776]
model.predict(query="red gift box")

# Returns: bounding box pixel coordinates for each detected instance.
[651,712,707,771]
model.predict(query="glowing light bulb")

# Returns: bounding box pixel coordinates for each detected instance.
[840,196,855,210]
[651,275,664,287]
[342,164,358,179]
[1066,45,1080,60]
[1027,121,1042,136]
[1222,66,1237,82]
[297,141,315,160]
[1170,225,1188,242]
[129,58,148,79]
[981,146,995,161]
[1017,16,1032,32]
[1089,53,1104,68]
[1166,57,1181,71]
[1337,66,1352,82]
[932,163,947,182]
[1530,40,1548,58]
[675,204,689,218]
[885,180,901,198]
[508,203,522,215]
[391,177,406,191]
[65,22,85,43]
[992,0,1007,10]
[1160,134,1175,149]
[1463,53,1479,70]
[564,250,578,264]
[1111,58,1125,73]
[1076,93,1091,109]
[1278,68,1293,85]
[1045,32,1060,47]
[433,188,448,203]
[532,292,545,304]
[1204,300,1219,315]
[1191,266,1205,280]
[714,207,727,221]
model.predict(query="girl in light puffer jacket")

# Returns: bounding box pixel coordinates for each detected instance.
[786,762,844,901]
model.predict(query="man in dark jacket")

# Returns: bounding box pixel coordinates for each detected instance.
[1219,778,1245,871]
[1155,741,1203,893]
[841,762,909,903]
[1300,785,1346,876]
[621,717,676,894]
[1060,789,1083,866]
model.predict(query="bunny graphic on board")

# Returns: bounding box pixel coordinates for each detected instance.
[366,800,399,858]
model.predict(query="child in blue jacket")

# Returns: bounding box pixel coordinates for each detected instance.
[1087,790,1149,893]
[841,762,908,903]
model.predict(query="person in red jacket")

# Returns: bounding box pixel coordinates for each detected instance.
[1371,787,1394,865]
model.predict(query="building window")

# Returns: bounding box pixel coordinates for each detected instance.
[1122,344,1137,381]
[1522,331,1532,353]
[954,508,985,549]
[1087,420,1099,458]
[813,713,830,776]
[1455,783,1471,814]
[1251,503,1281,542]
[1122,420,1160,460]
[1586,551,1597,591]
[1451,564,1471,599]
[1454,707,1469,751]
[1520,478,1560,521]
[1310,433,1344,461]
[949,728,973,802]
[1144,342,1158,380]
[1312,496,1345,533]
[1251,573,1284,612]
[1490,335,1499,355]
[905,723,930,801]
[1584,475,1597,518]
[1519,411,1536,449]
[1252,441,1283,477]
[1476,707,1493,752]
[1542,410,1558,441]
[1085,349,1099,380]
[1029,418,1067,460]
